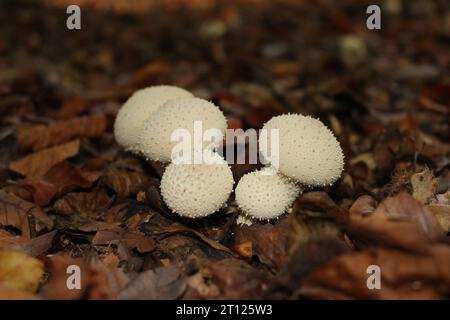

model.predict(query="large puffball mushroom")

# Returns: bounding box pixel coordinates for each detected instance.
[137,97,227,163]
[260,114,344,187]
[114,85,193,150]
[160,151,234,218]
[235,167,301,221]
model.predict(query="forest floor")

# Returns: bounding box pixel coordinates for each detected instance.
[0,0,449,299]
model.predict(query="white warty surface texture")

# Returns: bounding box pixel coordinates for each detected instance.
[235,168,301,220]
[114,85,193,150]
[260,114,344,186]
[160,153,234,218]
[138,97,227,163]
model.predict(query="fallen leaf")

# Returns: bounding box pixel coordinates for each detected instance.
[92,229,155,254]
[0,190,53,238]
[0,250,44,293]
[102,159,158,198]
[42,254,117,300]
[53,188,112,216]
[428,205,450,233]
[300,244,450,299]
[234,219,289,270]
[9,140,80,177]
[411,169,438,204]
[0,284,39,300]
[18,161,100,206]
[119,264,185,300]
[152,223,237,257]
[2,231,56,256]
[17,113,107,152]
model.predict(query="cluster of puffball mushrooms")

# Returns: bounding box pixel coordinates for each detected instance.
[114,85,344,225]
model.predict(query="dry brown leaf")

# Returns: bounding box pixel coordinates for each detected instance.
[0,284,39,300]
[428,204,450,233]
[18,161,100,206]
[53,188,112,217]
[9,140,80,177]
[119,264,185,300]
[42,254,118,300]
[153,223,237,257]
[0,250,44,293]
[17,114,107,152]
[234,219,289,270]
[92,229,155,254]
[103,159,158,198]
[0,190,53,238]
[1,231,56,257]
[411,169,438,204]
[372,192,443,240]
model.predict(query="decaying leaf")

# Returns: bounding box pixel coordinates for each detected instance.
[1,230,56,257]
[300,244,450,299]
[17,114,107,152]
[0,250,44,293]
[42,254,118,300]
[0,190,53,238]
[9,140,80,177]
[234,219,289,270]
[103,158,158,198]
[428,205,450,233]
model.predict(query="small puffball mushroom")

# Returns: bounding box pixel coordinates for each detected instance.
[114,85,193,150]
[160,151,234,218]
[235,168,301,220]
[137,97,227,163]
[260,114,344,187]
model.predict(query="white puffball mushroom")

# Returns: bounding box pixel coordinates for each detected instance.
[137,97,227,163]
[160,152,234,218]
[114,85,193,150]
[235,168,301,220]
[260,114,344,187]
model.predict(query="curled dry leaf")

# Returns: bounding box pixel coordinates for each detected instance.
[186,259,272,299]
[0,284,39,300]
[1,230,56,257]
[9,140,80,177]
[411,168,438,204]
[17,113,107,152]
[0,190,53,238]
[152,223,236,257]
[103,159,159,198]
[17,161,101,206]
[119,264,186,300]
[300,245,450,299]
[371,192,443,240]
[234,219,289,270]
[0,250,44,293]
[42,254,117,300]
[53,188,112,217]
[428,205,450,233]
[92,229,155,254]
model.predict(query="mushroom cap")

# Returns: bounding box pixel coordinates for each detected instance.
[137,97,227,163]
[260,114,344,186]
[114,85,193,150]
[160,152,234,218]
[235,168,301,220]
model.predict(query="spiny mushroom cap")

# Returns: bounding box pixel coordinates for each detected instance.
[114,85,193,150]
[160,152,234,218]
[260,114,344,186]
[137,97,227,163]
[235,168,301,220]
